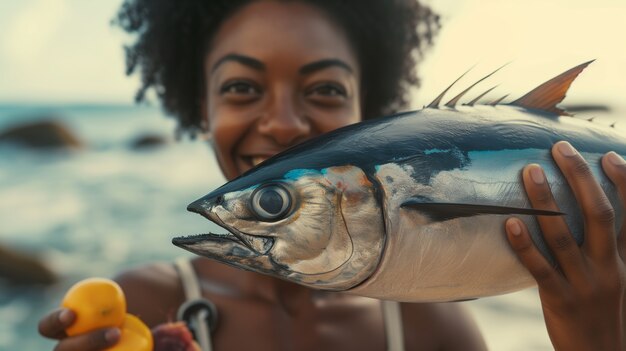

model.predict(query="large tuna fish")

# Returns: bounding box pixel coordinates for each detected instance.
[173,61,624,302]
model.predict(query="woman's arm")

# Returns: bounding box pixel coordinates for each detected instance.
[506,141,625,350]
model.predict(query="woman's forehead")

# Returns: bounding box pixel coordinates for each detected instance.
[206,1,358,69]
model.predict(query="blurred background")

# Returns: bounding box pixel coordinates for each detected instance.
[0,0,624,349]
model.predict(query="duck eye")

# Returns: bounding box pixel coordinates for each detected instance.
[251,184,292,221]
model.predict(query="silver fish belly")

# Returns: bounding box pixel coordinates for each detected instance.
[350,138,621,302]
[174,62,625,302]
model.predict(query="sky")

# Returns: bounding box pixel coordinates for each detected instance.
[415,0,626,108]
[0,0,625,107]
[0,0,135,104]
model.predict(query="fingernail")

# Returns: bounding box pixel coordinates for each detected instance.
[607,151,626,166]
[58,309,73,325]
[507,219,522,236]
[557,141,577,157]
[529,165,545,185]
[105,328,121,344]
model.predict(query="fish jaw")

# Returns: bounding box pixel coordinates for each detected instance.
[173,197,278,273]
[186,198,275,255]
[172,233,276,273]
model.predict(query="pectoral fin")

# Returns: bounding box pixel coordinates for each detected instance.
[401,196,563,222]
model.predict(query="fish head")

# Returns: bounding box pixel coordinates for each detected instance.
[173,164,386,291]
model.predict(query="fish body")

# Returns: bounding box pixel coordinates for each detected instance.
[174,62,625,302]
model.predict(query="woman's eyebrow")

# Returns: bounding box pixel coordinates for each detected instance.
[211,54,265,73]
[299,59,353,75]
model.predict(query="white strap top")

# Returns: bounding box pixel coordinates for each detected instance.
[175,257,213,351]
[383,299,405,351]
[174,258,405,351]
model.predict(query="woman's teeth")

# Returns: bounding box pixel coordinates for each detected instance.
[251,156,268,167]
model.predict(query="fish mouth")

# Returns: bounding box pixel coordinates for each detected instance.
[173,209,274,256]
[172,232,275,256]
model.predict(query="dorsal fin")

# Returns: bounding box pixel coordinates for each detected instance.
[466,85,498,106]
[427,66,474,108]
[510,60,594,115]
[445,64,508,108]
[489,94,509,106]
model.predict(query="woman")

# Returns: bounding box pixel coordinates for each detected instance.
[39,0,626,350]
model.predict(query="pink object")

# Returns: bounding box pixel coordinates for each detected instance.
[152,322,201,351]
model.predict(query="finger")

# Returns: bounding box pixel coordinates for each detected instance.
[505,217,566,292]
[552,141,617,259]
[601,151,626,259]
[38,308,74,339]
[522,164,587,283]
[53,328,120,351]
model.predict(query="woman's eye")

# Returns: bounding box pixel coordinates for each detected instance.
[219,81,260,95]
[306,83,347,98]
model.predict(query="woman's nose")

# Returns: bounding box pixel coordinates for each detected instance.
[258,94,311,146]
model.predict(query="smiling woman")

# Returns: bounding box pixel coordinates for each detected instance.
[42,1,483,351]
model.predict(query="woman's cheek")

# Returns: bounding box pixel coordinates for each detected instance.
[211,135,239,180]
[209,119,241,180]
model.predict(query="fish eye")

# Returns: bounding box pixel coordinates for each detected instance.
[250,184,292,221]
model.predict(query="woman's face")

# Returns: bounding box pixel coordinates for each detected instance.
[204,1,362,180]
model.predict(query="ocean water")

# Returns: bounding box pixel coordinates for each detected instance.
[0,104,226,350]
[2,103,621,350]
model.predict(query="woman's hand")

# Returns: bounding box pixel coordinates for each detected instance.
[505,141,626,351]
[38,308,121,351]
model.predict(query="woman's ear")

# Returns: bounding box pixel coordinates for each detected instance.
[199,98,214,143]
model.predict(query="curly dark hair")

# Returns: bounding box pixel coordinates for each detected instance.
[114,0,440,135]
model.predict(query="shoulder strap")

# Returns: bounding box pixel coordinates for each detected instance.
[174,257,214,351]
[175,257,203,300]
[382,300,405,351]
[175,258,403,350]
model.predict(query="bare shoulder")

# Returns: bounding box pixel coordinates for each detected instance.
[114,261,185,327]
[401,302,487,351]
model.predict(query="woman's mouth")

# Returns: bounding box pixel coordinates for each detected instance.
[241,155,271,168]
